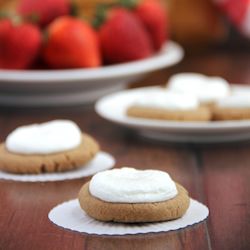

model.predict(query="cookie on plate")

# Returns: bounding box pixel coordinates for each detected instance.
[126,89,211,121]
[167,73,231,107]
[78,167,190,223]
[213,94,250,121]
[0,120,99,174]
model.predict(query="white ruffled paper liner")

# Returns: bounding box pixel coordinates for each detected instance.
[48,198,209,235]
[0,151,115,182]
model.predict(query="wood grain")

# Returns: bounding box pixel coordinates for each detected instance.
[0,49,250,250]
[200,145,250,250]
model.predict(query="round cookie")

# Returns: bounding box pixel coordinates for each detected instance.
[127,106,211,122]
[212,94,250,121]
[0,133,99,174]
[78,182,190,223]
[212,107,250,121]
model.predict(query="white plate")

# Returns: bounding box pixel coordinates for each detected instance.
[95,85,250,143]
[0,41,183,106]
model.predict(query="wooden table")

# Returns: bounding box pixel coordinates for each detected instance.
[0,47,250,250]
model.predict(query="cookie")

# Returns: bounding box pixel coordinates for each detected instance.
[78,182,190,223]
[212,107,250,121]
[127,106,212,122]
[212,94,250,121]
[0,133,99,174]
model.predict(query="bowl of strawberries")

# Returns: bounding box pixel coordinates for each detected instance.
[0,0,184,106]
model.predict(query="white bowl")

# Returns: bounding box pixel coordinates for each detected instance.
[0,41,183,106]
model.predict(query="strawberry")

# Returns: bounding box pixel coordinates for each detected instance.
[217,0,248,27]
[97,7,153,64]
[43,16,101,69]
[120,0,168,50]
[17,0,70,27]
[0,18,42,69]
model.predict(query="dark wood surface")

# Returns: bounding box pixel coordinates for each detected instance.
[0,48,250,250]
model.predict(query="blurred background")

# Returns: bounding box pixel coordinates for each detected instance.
[0,0,249,51]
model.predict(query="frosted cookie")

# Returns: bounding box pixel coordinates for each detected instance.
[78,167,190,223]
[213,94,250,121]
[167,73,230,106]
[0,120,99,174]
[126,90,211,121]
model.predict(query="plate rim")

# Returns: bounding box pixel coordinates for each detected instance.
[0,41,183,83]
[95,84,250,132]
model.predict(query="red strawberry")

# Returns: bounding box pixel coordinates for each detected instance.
[98,7,153,64]
[0,18,42,69]
[217,0,248,27]
[43,16,101,69]
[120,0,168,50]
[17,0,70,27]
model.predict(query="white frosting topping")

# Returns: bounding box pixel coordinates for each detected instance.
[217,94,250,108]
[133,90,199,110]
[6,120,82,154]
[89,167,178,203]
[167,73,230,102]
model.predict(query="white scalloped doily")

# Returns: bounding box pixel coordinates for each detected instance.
[49,198,209,235]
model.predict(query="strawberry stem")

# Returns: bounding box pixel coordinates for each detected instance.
[92,4,107,29]
[92,3,117,29]
[0,12,24,26]
[70,2,78,17]
[0,11,16,20]
[26,13,40,24]
[119,0,139,9]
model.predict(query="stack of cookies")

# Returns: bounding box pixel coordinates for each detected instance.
[127,73,250,122]
[127,89,212,122]
[213,94,250,121]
